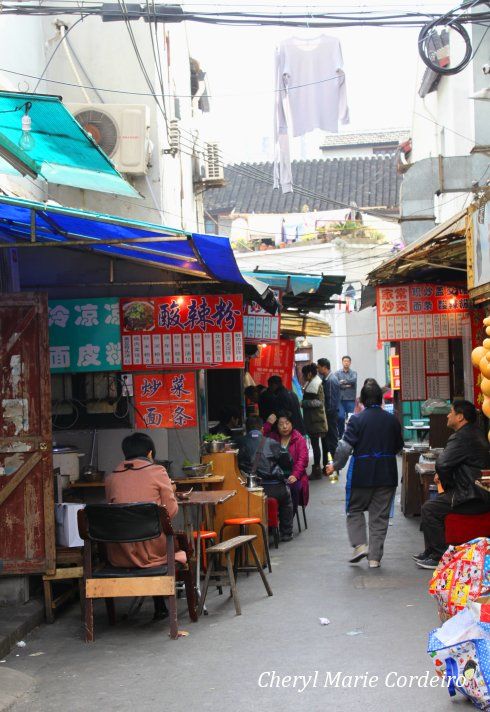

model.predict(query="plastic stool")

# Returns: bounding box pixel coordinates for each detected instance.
[193,530,217,572]
[267,498,280,549]
[219,517,272,573]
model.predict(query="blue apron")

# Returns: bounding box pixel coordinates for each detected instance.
[345,452,396,513]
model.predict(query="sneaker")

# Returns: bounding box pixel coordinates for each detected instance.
[281,534,293,542]
[415,557,440,570]
[412,550,432,562]
[349,544,368,563]
[368,560,380,568]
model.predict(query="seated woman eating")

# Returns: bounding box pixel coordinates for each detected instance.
[104,432,185,620]
[263,410,309,522]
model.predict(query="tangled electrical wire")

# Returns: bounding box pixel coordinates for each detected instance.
[417,0,489,76]
[0,0,489,31]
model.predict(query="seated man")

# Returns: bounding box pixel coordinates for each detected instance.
[415,399,490,569]
[105,432,184,619]
[238,416,294,542]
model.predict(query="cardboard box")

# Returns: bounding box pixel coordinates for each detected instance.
[55,503,85,548]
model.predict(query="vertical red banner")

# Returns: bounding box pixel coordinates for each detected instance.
[248,339,295,390]
[133,372,197,429]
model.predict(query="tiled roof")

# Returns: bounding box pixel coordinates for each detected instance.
[320,129,409,148]
[204,155,402,215]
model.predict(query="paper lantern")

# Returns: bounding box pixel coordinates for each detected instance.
[482,378,490,397]
[472,346,488,367]
[484,339,490,351]
[484,316,490,326]
[480,356,490,379]
[483,397,490,419]
[486,326,490,337]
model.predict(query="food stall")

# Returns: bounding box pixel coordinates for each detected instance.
[0,196,278,601]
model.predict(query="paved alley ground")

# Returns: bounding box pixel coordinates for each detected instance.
[3,478,462,712]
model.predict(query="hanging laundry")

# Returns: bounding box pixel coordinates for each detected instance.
[274,35,349,193]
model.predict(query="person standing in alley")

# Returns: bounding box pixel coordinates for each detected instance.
[335,355,357,438]
[301,363,328,479]
[317,358,340,459]
[258,375,305,435]
[325,380,404,568]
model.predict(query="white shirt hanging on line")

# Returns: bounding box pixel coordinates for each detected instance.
[274,35,350,194]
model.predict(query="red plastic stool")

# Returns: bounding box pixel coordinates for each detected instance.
[445,512,490,545]
[193,530,217,572]
[267,498,280,549]
[219,517,272,573]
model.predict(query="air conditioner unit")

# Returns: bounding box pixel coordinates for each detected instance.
[67,104,151,175]
[204,142,224,184]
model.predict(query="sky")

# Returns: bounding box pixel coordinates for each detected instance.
[186,0,454,162]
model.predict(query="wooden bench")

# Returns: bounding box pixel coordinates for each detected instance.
[197,534,272,616]
[43,547,83,623]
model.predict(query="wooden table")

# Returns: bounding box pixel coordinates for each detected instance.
[178,489,236,608]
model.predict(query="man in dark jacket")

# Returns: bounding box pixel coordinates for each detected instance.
[325,380,404,568]
[317,357,340,458]
[237,415,294,541]
[258,375,305,435]
[415,400,490,569]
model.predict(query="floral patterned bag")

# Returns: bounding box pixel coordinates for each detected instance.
[429,538,490,620]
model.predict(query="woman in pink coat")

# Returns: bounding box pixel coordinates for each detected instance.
[263,410,310,516]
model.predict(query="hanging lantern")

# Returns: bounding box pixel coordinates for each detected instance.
[472,346,488,367]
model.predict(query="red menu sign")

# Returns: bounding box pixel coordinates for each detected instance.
[389,355,400,390]
[120,295,244,370]
[248,339,295,390]
[134,372,197,429]
[377,284,469,341]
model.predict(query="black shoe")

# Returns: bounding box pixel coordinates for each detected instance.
[281,534,293,542]
[415,557,440,570]
[412,550,432,562]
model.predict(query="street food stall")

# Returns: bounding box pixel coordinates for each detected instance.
[0,196,278,608]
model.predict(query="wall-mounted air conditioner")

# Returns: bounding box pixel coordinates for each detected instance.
[67,104,151,175]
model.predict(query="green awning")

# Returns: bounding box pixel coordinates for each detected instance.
[0,91,138,198]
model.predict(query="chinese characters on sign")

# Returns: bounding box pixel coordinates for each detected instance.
[389,355,400,391]
[133,372,197,429]
[120,295,244,370]
[243,289,281,343]
[49,298,121,373]
[376,284,469,342]
[399,340,450,401]
[248,340,295,390]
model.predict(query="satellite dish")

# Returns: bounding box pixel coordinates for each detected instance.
[74,109,119,157]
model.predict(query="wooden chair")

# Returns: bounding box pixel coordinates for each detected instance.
[77,502,196,642]
[42,547,83,623]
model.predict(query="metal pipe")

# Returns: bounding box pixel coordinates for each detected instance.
[23,279,220,288]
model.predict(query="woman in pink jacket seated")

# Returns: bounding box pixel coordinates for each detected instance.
[263,410,309,517]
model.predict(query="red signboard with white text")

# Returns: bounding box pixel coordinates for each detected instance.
[377,284,469,341]
[134,372,197,429]
[120,295,244,370]
[248,339,295,390]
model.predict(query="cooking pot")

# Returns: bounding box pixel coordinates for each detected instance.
[53,448,84,484]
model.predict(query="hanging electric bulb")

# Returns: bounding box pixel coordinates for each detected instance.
[19,102,35,152]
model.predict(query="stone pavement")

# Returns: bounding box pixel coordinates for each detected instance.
[2,478,459,712]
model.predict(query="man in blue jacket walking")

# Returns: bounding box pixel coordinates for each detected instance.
[326,380,404,568]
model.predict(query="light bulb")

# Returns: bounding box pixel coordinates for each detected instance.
[19,113,35,152]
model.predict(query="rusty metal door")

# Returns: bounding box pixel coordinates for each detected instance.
[0,293,55,575]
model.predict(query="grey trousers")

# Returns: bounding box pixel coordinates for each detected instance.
[347,486,396,561]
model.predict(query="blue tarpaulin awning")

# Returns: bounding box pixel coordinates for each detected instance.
[0,195,277,311]
[0,91,138,197]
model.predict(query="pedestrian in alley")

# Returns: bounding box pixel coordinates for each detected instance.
[301,363,328,479]
[258,374,305,434]
[317,357,340,459]
[415,399,490,570]
[325,379,404,568]
[335,355,357,438]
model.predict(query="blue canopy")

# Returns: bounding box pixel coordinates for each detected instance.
[0,195,276,309]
